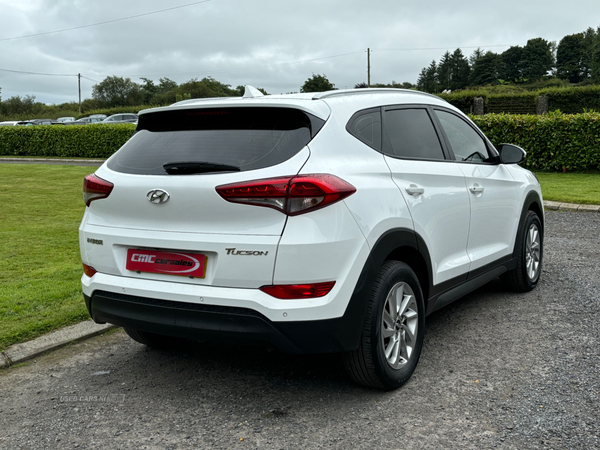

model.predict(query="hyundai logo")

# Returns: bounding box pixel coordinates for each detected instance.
[147,189,170,204]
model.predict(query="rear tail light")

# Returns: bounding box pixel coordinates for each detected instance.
[260,282,335,299]
[216,174,355,216]
[83,174,114,207]
[82,263,97,278]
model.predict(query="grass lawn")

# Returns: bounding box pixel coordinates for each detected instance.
[535,172,600,205]
[0,164,93,350]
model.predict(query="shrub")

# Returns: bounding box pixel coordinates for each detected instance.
[0,124,136,158]
[471,112,600,172]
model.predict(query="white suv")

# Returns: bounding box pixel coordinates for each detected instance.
[80,87,543,389]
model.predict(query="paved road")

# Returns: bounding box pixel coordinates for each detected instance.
[1,210,598,450]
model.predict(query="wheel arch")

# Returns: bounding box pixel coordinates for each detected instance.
[513,190,544,258]
[342,228,434,345]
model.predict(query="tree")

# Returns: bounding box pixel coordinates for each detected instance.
[174,77,239,99]
[417,61,438,93]
[158,77,178,93]
[556,33,585,83]
[370,81,415,89]
[501,46,524,83]
[592,26,600,83]
[92,76,143,107]
[354,82,368,88]
[1,95,39,116]
[469,48,485,67]
[469,51,504,86]
[139,77,159,104]
[521,38,553,81]
[300,73,336,93]
[448,48,470,90]
[581,27,598,80]
[436,51,452,91]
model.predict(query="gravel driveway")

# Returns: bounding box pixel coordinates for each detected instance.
[0,210,598,450]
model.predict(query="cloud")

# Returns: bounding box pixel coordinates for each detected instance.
[0,0,598,104]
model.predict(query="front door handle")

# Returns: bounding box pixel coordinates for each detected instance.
[469,184,484,194]
[405,184,424,196]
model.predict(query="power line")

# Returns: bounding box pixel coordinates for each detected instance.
[372,44,518,52]
[81,75,101,83]
[0,68,99,85]
[0,0,211,42]
[0,67,76,77]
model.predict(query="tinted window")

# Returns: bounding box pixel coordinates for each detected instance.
[347,109,381,150]
[107,107,324,175]
[434,110,491,162]
[383,108,445,160]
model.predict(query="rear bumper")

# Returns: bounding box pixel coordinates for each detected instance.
[85,290,363,354]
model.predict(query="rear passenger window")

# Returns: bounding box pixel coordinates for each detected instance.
[383,109,445,160]
[346,109,382,150]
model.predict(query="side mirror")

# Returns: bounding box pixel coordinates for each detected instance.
[498,144,526,164]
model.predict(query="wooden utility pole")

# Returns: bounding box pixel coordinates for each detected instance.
[78,73,82,115]
[367,48,371,87]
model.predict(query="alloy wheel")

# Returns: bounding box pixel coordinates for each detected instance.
[526,223,541,281]
[381,282,419,369]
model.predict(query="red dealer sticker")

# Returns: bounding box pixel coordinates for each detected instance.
[126,249,207,278]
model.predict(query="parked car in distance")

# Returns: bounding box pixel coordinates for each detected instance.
[65,116,106,125]
[101,113,138,124]
[0,121,19,126]
[89,114,107,120]
[57,117,76,123]
[16,119,65,125]
[80,86,544,390]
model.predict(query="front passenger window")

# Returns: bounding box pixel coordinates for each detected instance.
[434,110,491,162]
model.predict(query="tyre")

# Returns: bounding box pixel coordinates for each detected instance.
[124,327,186,349]
[502,211,543,292]
[344,261,425,390]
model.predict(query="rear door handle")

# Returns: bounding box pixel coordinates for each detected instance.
[469,184,484,194]
[405,184,424,196]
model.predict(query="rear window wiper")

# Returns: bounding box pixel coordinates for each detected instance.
[163,161,241,174]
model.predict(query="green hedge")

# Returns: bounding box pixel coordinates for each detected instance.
[542,85,600,113]
[486,92,538,114]
[0,124,136,158]
[441,85,600,114]
[2,114,600,172]
[471,112,600,172]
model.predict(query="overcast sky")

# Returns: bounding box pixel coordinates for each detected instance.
[0,0,598,105]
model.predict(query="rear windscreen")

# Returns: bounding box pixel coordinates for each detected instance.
[107,107,325,175]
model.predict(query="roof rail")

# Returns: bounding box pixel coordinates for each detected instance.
[312,88,445,102]
[170,96,238,106]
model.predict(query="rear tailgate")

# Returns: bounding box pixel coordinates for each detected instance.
[80,105,326,289]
